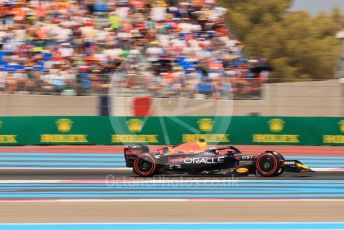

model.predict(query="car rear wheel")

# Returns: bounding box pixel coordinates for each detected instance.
[256,152,284,177]
[133,154,157,177]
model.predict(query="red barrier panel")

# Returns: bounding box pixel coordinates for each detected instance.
[132,96,152,116]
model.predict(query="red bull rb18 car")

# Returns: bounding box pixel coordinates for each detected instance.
[124,143,313,177]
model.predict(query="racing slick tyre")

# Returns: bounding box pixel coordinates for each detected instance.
[265,151,285,176]
[256,152,284,177]
[133,154,158,177]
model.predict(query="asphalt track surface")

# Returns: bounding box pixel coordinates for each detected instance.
[0,146,343,223]
[0,169,343,222]
[0,168,342,180]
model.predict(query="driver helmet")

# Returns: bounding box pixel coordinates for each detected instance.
[197,137,207,150]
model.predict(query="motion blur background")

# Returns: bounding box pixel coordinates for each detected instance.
[1,1,344,226]
[1,0,344,117]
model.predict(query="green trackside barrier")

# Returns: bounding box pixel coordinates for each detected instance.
[0,116,344,146]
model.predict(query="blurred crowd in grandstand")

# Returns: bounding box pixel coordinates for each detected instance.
[0,0,268,99]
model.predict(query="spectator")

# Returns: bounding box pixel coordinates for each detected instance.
[0,0,266,98]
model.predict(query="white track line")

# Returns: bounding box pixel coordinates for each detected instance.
[313,168,344,171]
[0,167,129,170]
[0,179,343,184]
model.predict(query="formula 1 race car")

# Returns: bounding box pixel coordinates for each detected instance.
[124,143,313,177]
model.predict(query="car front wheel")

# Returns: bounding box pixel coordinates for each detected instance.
[256,152,284,177]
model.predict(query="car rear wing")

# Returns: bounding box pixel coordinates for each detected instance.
[124,144,149,167]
